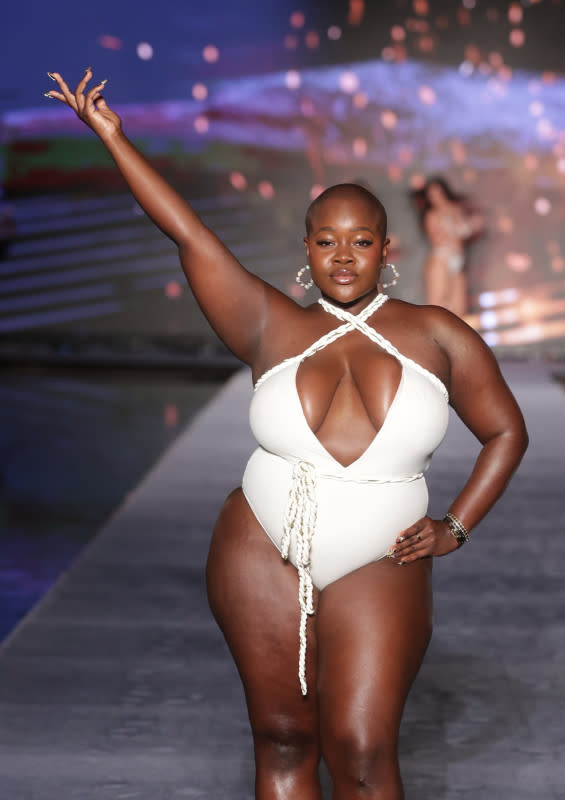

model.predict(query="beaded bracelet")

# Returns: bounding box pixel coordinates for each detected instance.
[443,512,470,547]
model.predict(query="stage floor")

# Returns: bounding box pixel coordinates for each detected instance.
[0,361,563,799]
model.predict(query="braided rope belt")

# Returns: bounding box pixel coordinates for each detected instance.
[282,460,424,695]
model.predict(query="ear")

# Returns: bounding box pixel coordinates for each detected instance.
[303,235,311,261]
[381,237,390,265]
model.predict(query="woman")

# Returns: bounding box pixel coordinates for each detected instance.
[45,71,527,800]
[418,177,483,317]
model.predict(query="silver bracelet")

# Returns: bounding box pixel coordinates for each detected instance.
[443,512,470,547]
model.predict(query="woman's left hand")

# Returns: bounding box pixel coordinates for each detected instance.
[390,516,459,564]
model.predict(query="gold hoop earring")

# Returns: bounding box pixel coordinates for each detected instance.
[380,262,399,289]
[296,264,314,290]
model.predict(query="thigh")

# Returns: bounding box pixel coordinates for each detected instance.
[424,254,448,306]
[316,557,433,753]
[206,488,319,732]
[449,271,468,316]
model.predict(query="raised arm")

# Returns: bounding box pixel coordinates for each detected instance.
[45,69,281,364]
[394,308,528,563]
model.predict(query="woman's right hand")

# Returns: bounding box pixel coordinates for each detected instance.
[45,69,122,142]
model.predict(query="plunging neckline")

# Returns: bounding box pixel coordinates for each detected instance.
[293,359,405,470]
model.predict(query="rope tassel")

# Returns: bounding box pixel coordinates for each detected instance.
[283,461,317,695]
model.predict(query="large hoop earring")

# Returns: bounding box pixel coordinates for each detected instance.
[380,262,399,289]
[296,264,314,290]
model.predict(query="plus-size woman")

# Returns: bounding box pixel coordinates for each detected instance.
[45,71,528,800]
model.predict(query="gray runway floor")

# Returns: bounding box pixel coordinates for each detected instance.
[0,362,563,799]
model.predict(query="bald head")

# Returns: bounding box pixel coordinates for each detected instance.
[305,183,388,238]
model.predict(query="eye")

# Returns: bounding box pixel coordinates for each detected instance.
[355,239,373,247]
[316,239,335,247]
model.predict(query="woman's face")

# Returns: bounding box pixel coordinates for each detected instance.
[426,182,448,207]
[304,193,389,308]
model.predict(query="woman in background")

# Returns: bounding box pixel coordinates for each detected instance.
[417,177,483,317]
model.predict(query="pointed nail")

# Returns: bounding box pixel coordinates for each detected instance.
[47,72,57,81]
[43,92,55,99]
[85,66,92,73]
[100,79,108,85]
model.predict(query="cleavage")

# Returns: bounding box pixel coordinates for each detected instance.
[295,342,403,468]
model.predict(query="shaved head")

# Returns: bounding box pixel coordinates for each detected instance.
[305,183,388,237]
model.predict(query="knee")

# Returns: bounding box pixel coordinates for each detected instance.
[253,720,319,773]
[325,731,399,790]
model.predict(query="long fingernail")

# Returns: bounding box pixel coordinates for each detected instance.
[100,79,108,85]
[85,66,92,73]
[397,561,405,566]
[47,72,57,81]
[397,536,405,543]
[43,92,55,99]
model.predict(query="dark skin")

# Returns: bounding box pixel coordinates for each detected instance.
[46,71,528,799]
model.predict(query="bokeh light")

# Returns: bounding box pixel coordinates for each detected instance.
[353,92,369,109]
[285,70,301,90]
[353,138,368,157]
[165,281,183,299]
[310,184,325,200]
[380,109,398,129]
[136,42,153,60]
[529,101,544,117]
[290,10,305,29]
[284,34,298,49]
[192,83,208,101]
[391,25,406,42]
[194,115,209,134]
[258,181,275,199]
[164,404,179,427]
[506,252,532,272]
[509,29,525,47]
[327,25,342,40]
[230,172,247,191]
[203,45,219,63]
[98,35,122,50]
[305,31,319,49]
[418,85,436,105]
[508,3,523,24]
[339,71,360,93]
[534,197,551,216]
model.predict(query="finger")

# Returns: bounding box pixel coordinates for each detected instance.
[75,68,93,114]
[395,535,429,558]
[85,81,108,113]
[395,518,427,544]
[397,543,432,564]
[47,72,79,111]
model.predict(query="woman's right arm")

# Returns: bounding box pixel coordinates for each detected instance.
[46,70,281,364]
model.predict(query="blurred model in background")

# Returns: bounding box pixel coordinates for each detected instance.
[416,177,483,317]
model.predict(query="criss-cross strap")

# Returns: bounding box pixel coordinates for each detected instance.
[254,292,389,391]
[318,297,449,400]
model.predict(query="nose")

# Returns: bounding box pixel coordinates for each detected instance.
[333,243,354,263]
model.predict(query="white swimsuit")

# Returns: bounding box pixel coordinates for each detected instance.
[242,293,449,693]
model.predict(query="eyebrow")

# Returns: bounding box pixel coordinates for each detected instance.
[314,225,377,234]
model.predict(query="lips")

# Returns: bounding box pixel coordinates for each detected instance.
[331,268,357,284]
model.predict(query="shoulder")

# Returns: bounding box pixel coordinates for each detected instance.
[385,299,493,364]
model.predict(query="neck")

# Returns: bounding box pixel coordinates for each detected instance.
[319,287,382,315]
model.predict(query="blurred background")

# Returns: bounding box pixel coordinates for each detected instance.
[1,0,565,638]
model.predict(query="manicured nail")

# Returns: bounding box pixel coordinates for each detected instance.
[397,536,405,543]
[47,72,57,81]
[99,79,108,85]
[397,561,405,566]
[43,92,55,99]
[85,66,92,73]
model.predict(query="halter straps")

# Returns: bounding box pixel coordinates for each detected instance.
[254,293,448,400]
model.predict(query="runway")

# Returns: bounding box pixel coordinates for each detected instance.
[0,361,563,799]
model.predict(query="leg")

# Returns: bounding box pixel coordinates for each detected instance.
[206,488,322,799]
[448,271,468,317]
[424,254,449,308]
[317,557,433,800]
